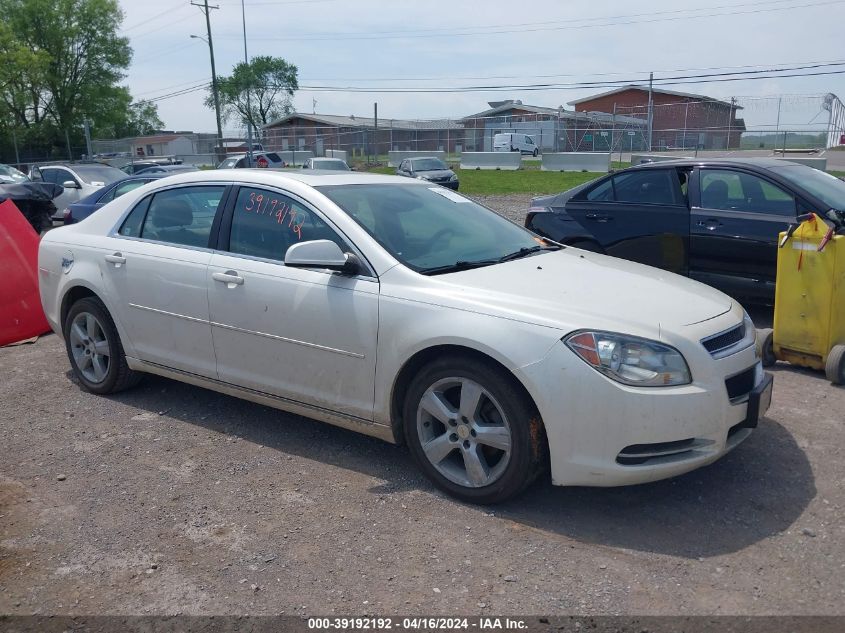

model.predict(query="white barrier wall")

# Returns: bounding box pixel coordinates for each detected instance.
[388,151,447,167]
[460,152,522,170]
[541,152,611,172]
[326,149,348,162]
[775,157,828,170]
[630,153,692,165]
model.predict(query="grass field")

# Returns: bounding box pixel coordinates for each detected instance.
[357,165,601,195]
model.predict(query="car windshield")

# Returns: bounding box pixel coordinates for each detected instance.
[317,183,547,273]
[0,164,30,183]
[218,157,239,169]
[73,165,125,185]
[770,164,845,211]
[314,160,349,170]
[411,158,448,171]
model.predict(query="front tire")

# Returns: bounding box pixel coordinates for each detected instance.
[64,296,142,394]
[403,355,545,504]
[825,344,845,385]
[756,328,776,368]
[532,148,539,157]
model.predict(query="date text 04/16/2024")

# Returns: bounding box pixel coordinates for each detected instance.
[307,617,528,630]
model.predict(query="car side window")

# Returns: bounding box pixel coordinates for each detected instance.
[138,186,226,247]
[700,170,795,215]
[36,168,53,183]
[54,168,75,186]
[118,196,152,237]
[586,178,615,202]
[105,180,148,202]
[227,186,346,262]
[612,169,681,205]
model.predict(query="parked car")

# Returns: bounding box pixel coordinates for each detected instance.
[217,152,285,169]
[396,157,459,190]
[63,174,165,224]
[29,163,126,221]
[302,157,351,171]
[493,133,539,156]
[121,159,182,175]
[525,158,845,303]
[39,170,771,503]
[0,181,63,233]
[0,163,31,184]
[133,164,199,176]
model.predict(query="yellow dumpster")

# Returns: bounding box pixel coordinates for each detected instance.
[756,213,845,384]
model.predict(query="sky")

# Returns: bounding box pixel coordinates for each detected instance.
[118,0,845,134]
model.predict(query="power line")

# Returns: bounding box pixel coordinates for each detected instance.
[292,63,845,93]
[213,0,843,41]
[300,59,845,83]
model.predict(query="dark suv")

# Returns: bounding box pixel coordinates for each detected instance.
[525,158,845,303]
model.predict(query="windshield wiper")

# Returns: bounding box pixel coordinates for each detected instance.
[497,245,560,263]
[419,259,499,276]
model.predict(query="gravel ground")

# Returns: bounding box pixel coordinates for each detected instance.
[468,194,533,224]
[1,196,843,617]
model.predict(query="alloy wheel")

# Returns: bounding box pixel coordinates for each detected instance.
[69,312,111,384]
[416,377,512,488]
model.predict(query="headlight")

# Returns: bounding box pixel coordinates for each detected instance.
[565,331,691,387]
[415,175,428,180]
[449,173,458,181]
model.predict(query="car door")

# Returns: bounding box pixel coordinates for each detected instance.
[207,184,379,421]
[690,167,796,300]
[564,167,691,274]
[102,184,229,377]
[40,167,79,217]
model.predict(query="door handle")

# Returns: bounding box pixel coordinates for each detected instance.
[212,271,244,287]
[585,213,611,222]
[697,219,723,230]
[105,253,126,267]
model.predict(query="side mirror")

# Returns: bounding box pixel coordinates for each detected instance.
[284,239,361,275]
[62,180,80,189]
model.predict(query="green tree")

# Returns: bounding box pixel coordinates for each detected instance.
[0,0,141,156]
[207,56,298,129]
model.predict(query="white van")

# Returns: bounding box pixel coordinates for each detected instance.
[493,133,539,156]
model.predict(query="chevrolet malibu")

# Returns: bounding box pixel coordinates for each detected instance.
[38,170,773,503]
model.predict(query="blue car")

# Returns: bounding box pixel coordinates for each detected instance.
[63,174,165,224]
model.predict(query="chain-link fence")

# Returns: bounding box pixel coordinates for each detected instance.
[4,93,842,172]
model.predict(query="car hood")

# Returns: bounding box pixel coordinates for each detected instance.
[417,169,455,179]
[389,249,733,335]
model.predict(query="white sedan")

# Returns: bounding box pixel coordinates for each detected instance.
[38,170,773,503]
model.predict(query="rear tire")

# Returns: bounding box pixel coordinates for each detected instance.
[756,328,776,368]
[64,296,142,394]
[825,344,845,385]
[403,355,545,504]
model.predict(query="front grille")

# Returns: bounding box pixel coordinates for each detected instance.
[725,366,756,401]
[702,324,745,355]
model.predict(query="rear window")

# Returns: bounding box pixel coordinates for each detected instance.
[770,164,845,211]
[613,169,682,205]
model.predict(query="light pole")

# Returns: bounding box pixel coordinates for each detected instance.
[190,33,224,163]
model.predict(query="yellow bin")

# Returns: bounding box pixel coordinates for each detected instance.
[757,214,845,384]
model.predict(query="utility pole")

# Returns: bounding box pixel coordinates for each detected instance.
[726,97,736,150]
[83,119,93,158]
[241,0,254,167]
[373,102,378,161]
[191,0,224,163]
[647,72,654,152]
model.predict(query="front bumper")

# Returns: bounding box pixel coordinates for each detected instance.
[517,325,769,487]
